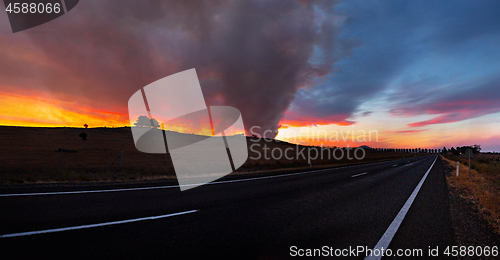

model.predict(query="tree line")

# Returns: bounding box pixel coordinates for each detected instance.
[441,145,481,155]
[372,144,481,155]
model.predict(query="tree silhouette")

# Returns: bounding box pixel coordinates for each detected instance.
[134,115,160,128]
[473,144,481,154]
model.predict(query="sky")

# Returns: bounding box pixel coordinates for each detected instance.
[1,0,499,151]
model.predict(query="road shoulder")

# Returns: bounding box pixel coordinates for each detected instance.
[443,158,500,259]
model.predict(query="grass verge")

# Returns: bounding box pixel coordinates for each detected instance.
[442,155,500,235]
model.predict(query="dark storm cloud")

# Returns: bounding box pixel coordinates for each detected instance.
[0,0,351,138]
[284,0,420,125]
[2,0,499,135]
[285,0,500,127]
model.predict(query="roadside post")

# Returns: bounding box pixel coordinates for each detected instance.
[468,149,471,181]
[456,161,459,177]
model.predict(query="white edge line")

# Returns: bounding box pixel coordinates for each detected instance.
[0,168,333,197]
[364,156,438,260]
[0,157,429,197]
[0,209,198,238]
[351,172,368,178]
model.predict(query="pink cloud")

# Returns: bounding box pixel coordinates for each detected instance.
[388,79,500,127]
[385,129,428,134]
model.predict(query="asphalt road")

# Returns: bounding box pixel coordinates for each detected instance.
[0,155,457,259]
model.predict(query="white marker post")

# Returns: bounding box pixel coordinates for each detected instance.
[456,161,459,177]
[468,149,471,181]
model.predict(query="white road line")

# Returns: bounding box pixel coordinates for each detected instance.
[351,172,368,178]
[364,156,438,260]
[0,168,334,197]
[0,157,426,197]
[0,210,198,238]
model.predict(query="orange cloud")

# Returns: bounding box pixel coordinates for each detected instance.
[385,129,428,134]
[0,92,129,128]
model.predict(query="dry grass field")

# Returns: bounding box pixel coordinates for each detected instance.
[442,154,500,234]
[0,126,418,184]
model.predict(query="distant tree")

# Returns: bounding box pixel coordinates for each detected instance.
[134,115,160,128]
[450,147,459,156]
[79,132,88,141]
[442,147,448,154]
[84,124,88,129]
[473,144,481,154]
[456,145,481,155]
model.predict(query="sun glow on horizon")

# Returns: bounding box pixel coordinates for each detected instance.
[1,90,499,151]
[0,92,129,128]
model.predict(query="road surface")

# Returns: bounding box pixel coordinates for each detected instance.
[0,155,456,259]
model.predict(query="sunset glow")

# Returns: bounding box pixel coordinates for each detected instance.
[1,0,499,151]
[0,92,129,128]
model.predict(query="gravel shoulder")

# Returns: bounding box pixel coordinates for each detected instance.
[443,159,500,259]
